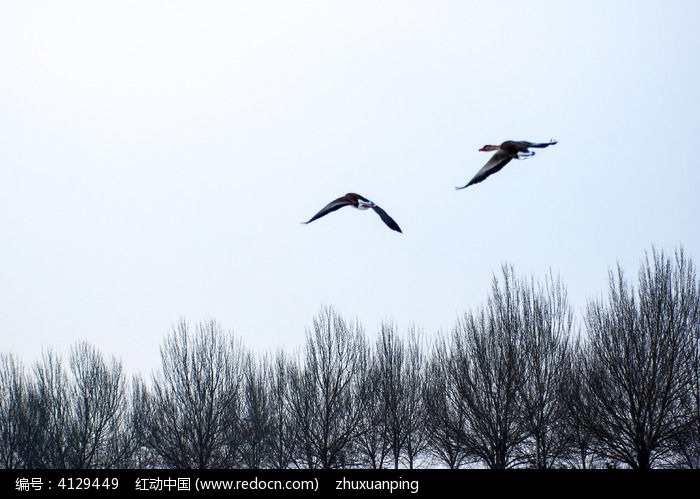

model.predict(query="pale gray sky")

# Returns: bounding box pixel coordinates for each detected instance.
[2,1,699,375]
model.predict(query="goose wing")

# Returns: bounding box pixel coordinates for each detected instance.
[524,139,558,149]
[456,150,512,189]
[371,205,403,233]
[303,195,354,224]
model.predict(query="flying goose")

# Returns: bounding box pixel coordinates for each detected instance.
[303,193,402,233]
[456,139,557,190]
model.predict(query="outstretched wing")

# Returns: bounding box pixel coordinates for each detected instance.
[525,139,558,149]
[455,150,512,190]
[303,196,353,224]
[372,205,403,233]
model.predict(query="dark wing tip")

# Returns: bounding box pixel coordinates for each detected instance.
[302,197,352,227]
[372,205,403,233]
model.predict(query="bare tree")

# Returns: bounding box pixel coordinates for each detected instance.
[673,324,700,467]
[2,345,133,469]
[130,376,163,468]
[450,266,530,468]
[356,353,391,468]
[135,319,244,468]
[287,306,368,468]
[369,323,427,469]
[0,354,27,468]
[266,351,299,469]
[399,326,428,468]
[559,344,599,468]
[423,337,473,469]
[582,248,698,468]
[62,342,132,468]
[23,351,71,468]
[237,353,273,468]
[4,247,698,470]
[518,273,574,468]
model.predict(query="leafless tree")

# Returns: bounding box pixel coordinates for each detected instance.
[129,377,163,468]
[517,273,575,468]
[673,321,700,467]
[668,250,700,469]
[673,292,700,468]
[287,306,368,468]
[134,319,244,468]
[0,354,27,468]
[355,353,391,468]
[19,350,71,468]
[369,323,427,469]
[237,353,273,468]
[2,345,133,469]
[582,248,698,468]
[266,351,299,469]
[399,326,428,468]
[449,266,530,468]
[355,324,427,469]
[63,342,132,468]
[423,335,474,469]
[4,247,698,470]
[558,344,599,468]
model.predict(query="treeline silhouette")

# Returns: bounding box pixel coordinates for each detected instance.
[1,248,698,469]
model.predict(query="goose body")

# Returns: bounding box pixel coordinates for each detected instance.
[456,139,557,190]
[303,193,402,233]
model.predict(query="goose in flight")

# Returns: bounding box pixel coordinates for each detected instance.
[456,139,557,190]
[303,193,402,233]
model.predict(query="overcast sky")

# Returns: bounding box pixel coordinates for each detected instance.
[2,1,699,375]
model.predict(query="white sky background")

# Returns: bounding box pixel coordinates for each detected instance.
[2,1,699,376]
